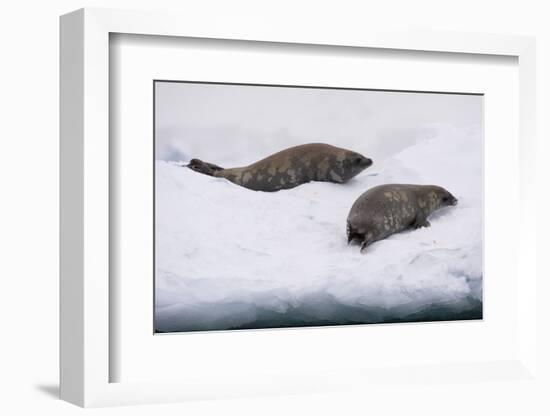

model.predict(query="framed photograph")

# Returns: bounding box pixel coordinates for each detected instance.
[60,8,538,407]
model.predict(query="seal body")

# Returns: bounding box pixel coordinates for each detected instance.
[347,184,458,252]
[187,143,373,192]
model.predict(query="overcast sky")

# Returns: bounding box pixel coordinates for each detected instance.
[155,81,482,166]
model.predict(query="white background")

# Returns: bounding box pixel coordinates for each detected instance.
[1,1,548,415]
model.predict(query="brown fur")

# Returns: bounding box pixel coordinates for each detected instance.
[347,184,458,252]
[188,143,372,192]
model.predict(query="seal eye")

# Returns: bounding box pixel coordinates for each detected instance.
[354,157,363,164]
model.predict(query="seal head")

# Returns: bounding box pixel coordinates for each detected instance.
[333,151,373,183]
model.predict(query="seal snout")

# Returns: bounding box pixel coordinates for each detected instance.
[353,155,373,169]
[447,193,458,206]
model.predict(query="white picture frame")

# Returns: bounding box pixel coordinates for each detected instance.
[60,7,538,407]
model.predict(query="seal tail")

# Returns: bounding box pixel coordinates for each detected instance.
[187,158,224,176]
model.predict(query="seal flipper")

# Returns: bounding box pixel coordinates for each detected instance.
[411,213,430,229]
[360,232,374,253]
[187,159,224,176]
[201,160,224,172]
[346,220,365,245]
[346,220,354,244]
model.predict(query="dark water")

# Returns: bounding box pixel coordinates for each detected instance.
[155,296,482,333]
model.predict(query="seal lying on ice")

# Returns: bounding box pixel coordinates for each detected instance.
[187,143,373,192]
[346,184,458,252]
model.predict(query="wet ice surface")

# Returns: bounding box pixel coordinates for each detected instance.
[154,125,483,332]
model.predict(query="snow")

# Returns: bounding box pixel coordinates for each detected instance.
[154,124,482,332]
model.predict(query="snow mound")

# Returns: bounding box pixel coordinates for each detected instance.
[155,124,482,332]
